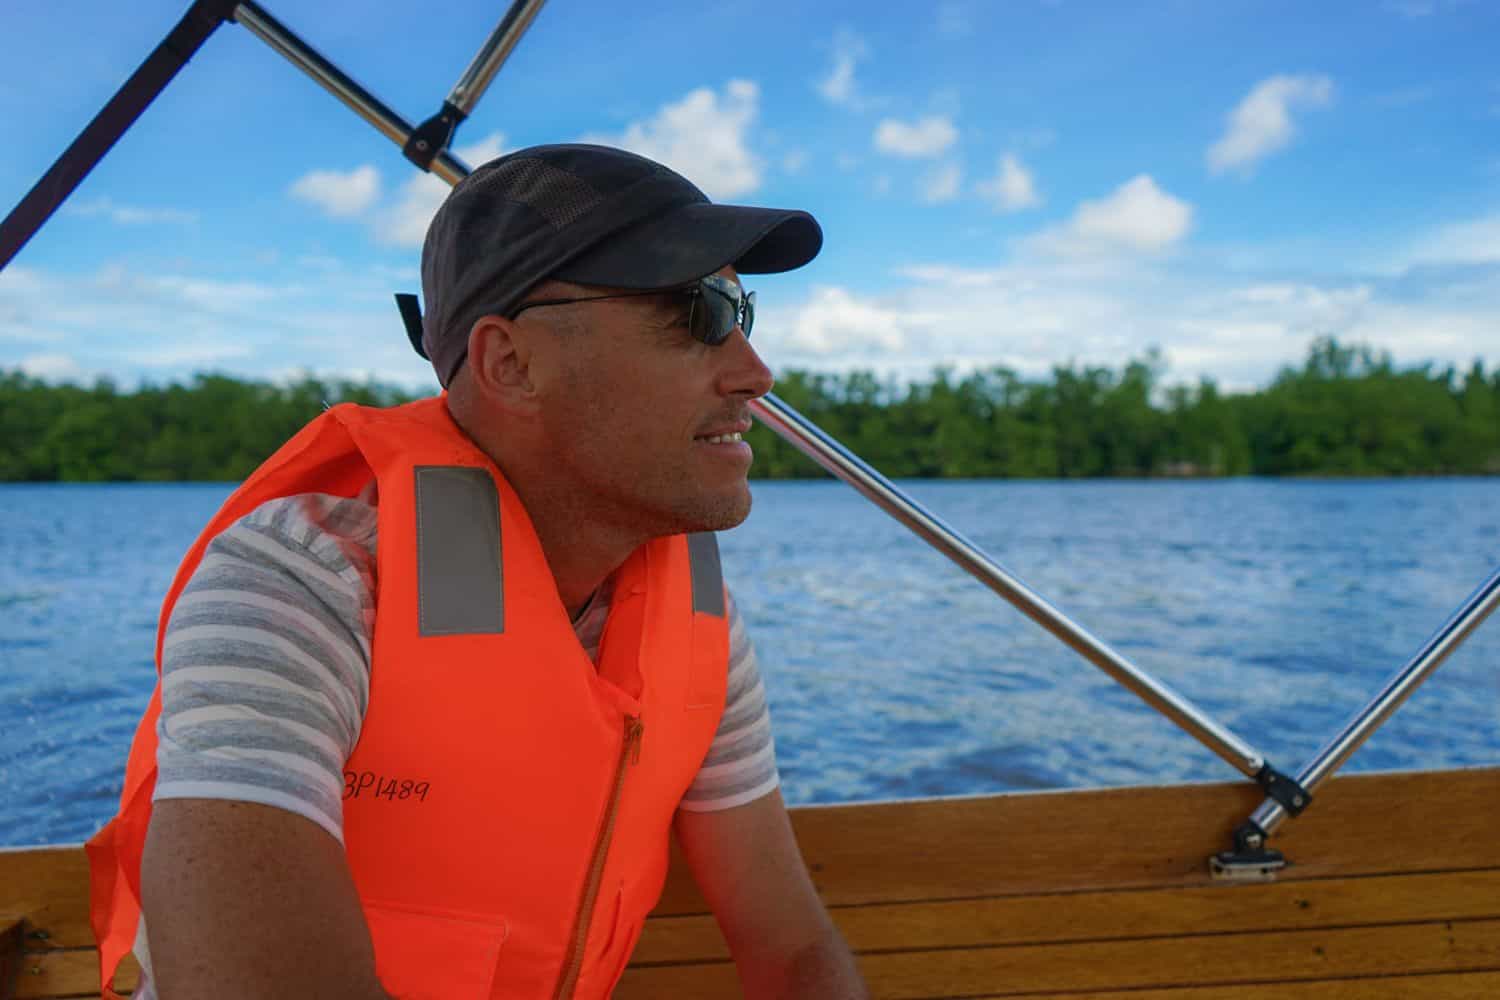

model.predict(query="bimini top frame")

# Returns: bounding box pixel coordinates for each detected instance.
[3,0,1496,878]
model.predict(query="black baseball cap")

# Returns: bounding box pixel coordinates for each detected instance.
[403,143,824,386]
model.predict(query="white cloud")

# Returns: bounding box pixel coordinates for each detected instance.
[1008,128,1058,152]
[976,154,1042,212]
[376,132,508,247]
[1031,175,1193,256]
[777,287,927,357]
[17,353,83,381]
[759,205,1500,388]
[1207,74,1334,175]
[121,342,254,367]
[1407,213,1500,265]
[582,81,761,199]
[0,265,45,301]
[783,150,809,174]
[874,115,958,158]
[765,244,1500,392]
[897,265,1009,289]
[817,30,868,107]
[452,132,509,171]
[920,163,963,204]
[65,198,197,226]
[936,2,973,38]
[289,165,381,219]
[0,261,434,388]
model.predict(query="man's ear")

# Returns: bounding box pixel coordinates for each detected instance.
[466,314,539,415]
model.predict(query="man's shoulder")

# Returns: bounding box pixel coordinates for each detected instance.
[235,483,380,556]
[181,485,381,615]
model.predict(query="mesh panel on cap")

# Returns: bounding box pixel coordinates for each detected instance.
[469,157,604,231]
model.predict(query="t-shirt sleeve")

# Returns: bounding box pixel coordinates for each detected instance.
[153,489,378,844]
[677,589,781,812]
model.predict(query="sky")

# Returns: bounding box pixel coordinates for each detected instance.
[1,0,1498,394]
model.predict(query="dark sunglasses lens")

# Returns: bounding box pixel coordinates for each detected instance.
[695,280,752,345]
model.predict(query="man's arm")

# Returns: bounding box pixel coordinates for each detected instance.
[674,789,867,999]
[142,799,391,999]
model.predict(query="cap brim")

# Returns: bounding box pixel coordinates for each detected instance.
[551,202,823,289]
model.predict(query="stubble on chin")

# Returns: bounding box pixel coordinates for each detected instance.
[652,479,754,537]
[692,488,754,533]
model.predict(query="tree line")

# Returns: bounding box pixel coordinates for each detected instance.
[2,338,1497,482]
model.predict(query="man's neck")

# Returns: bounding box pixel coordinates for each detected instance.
[531,513,641,620]
[497,468,645,620]
[446,399,643,619]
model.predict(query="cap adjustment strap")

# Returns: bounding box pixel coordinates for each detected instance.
[394,293,426,359]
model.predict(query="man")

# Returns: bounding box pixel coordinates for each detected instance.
[86,144,868,999]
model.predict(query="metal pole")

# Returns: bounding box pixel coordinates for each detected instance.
[750,392,1268,779]
[232,2,468,185]
[1249,564,1500,838]
[0,0,239,270]
[446,0,550,116]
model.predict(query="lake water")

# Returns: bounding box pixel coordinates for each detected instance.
[2,478,1498,848]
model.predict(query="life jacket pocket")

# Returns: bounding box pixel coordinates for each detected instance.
[362,900,509,999]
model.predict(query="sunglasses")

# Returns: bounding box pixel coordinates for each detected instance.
[510,273,755,346]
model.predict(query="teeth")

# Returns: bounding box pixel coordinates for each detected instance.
[703,432,743,444]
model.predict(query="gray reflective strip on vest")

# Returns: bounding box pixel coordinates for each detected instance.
[687,532,725,617]
[414,466,504,635]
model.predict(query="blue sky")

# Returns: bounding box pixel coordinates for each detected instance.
[2,0,1498,392]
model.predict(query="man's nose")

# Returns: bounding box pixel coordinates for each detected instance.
[716,328,774,399]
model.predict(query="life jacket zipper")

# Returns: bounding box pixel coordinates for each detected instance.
[552,714,644,999]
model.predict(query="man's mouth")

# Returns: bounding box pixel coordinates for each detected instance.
[695,417,752,444]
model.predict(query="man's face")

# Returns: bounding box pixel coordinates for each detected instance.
[524,266,774,537]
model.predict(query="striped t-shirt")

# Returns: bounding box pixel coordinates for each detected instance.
[132,488,778,998]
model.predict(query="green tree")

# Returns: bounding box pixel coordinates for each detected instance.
[3,340,1496,483]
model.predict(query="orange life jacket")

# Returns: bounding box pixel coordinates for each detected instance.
[86,396,730,999]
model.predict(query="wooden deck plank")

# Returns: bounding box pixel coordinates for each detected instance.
[615,917,1500,998]
[11,861,1499,966]
[0,848,90,950]
[23,917,1500,999]
[970,970,1500,999]
[11,950,136,1000]
[636,868,1500,962]
[655,767,1500,914]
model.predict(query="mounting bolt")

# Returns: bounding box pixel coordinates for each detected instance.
[1246,832,1263,849]
[1293,794,1305,807]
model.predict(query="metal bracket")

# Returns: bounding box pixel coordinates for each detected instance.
[1255,763,1311,816]
[402,100,466,171]
[1209,764,1308,881]
[1210,819,1286,881]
